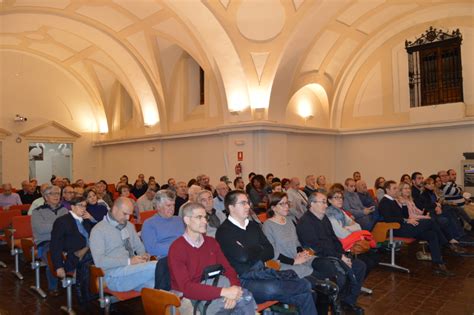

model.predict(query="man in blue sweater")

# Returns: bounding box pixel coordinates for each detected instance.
[142,190,185,258]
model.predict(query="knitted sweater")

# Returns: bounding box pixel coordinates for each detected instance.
[141,215,185,257]
[90,218,145,271]
[31,203,68,245]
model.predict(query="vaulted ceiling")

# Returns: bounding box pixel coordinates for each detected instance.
[1,0,470,136]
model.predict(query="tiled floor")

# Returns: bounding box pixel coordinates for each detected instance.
[0,243,473,314]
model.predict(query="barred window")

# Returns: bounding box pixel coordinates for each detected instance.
[405,27,463,107]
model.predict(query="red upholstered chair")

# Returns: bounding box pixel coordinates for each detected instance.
[90,265,141,314]
[47,252,76,313]
[9,204,31,214]
[0,209,22,268]
[21,238,47,298]
[257,212,268,223]
[139,210,157,223]
[5,215,32,279]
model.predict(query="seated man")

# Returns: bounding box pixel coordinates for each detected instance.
[142,190,185,258]
[18,180,40,205]
[197,190,222,237]
[174,181,188,216]
[0,183,22,209]
[303,175,318,197]
[31,185,69,296]
[379,180,454,276]
[169,202,257,314]
[356,180,377,210]
[132,173,148,199]
[216,190,316,314]
[343,178,377,231]
[90,197,156,292]
[297,192,366,315]
[286,177,308,219]
[50,196,94,302]
[61,185,75,210]
[213,181,229,222]
[137,188,156,212]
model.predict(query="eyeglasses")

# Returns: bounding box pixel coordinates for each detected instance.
[277,202,290,207]
[312,200,327,204]
[235,201,250,206]
[189,214,209,221]
[331,196,343,200]
[48,192,61,196]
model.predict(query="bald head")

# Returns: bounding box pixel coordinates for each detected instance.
[355,180,368,193]
[2,183,12,195]
[111,197,134,224]
[290,177,300,189]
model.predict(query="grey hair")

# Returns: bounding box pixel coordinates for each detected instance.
[42,185,60,197]
[307,191,326,210]
[196,190,212,201]
[182,202,205,219]
[154,189,176,207]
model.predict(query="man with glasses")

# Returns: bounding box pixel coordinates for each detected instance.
[61,185,75,210]
[297,192,366,315]
[32,185,69,296]
[90,197,157,292]
[216,190,316,314]
[142,190,185,258]
[50,196,94,302]
[169,202,257,314]
[197,190,222,237]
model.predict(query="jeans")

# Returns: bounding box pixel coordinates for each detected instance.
[105,261,157,292]
[395,219,445,264]
[312,257,366,306]
[38,242,58,291]
[239,263,316,315]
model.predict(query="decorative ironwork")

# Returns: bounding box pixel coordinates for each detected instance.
[405,26,462,52]
[405,27,463,107]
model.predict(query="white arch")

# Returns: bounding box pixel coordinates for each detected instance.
[331,3,473,128]
[0,11,161,127]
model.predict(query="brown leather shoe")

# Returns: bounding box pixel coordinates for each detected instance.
[432,264,455,277]
[449,243,468,255]
[49,289,61,297]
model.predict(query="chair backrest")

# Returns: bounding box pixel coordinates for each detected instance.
[46,251,58,278]
[0,209,22,230]
[9,204,31,212]
[257,212,268,223]
[371,222,401,243]
[12,215,32,239]
[21,238,35,263]
[107,184,116,194]
[141,288,181,315]
[140,210,157,223]
[89,265,106,295]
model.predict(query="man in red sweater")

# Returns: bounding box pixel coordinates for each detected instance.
[168,202,256,314]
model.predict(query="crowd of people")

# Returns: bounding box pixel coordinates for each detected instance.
[0,168,472,314]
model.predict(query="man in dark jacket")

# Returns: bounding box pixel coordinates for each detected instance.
[216,190,316,314]
[50,196,94,302]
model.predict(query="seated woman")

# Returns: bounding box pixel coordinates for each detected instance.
[397,183,464,254]
[326,190,378,274]
[262,192,339,314]
[374,177,386,202]
[248,174,268,214]
[400,174,411,185]
[84,187,108,223]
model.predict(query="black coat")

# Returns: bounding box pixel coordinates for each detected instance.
[50,213,93,271]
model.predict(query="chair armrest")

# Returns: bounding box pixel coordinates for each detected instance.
[265,259,281,271]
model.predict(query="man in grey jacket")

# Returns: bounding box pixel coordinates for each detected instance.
[31,185,68,296]
[90,197,156,292]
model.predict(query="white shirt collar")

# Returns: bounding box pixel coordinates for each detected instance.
[228,215,249,230]
[384,194,394,201]
[69,211,83,222]
[183,231,204,248]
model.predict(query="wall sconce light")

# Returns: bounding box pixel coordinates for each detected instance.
[230,110,240,116]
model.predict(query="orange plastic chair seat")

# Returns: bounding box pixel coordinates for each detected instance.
[257,300,278,312]
[393,237,416,244]
[104,288,141,301]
